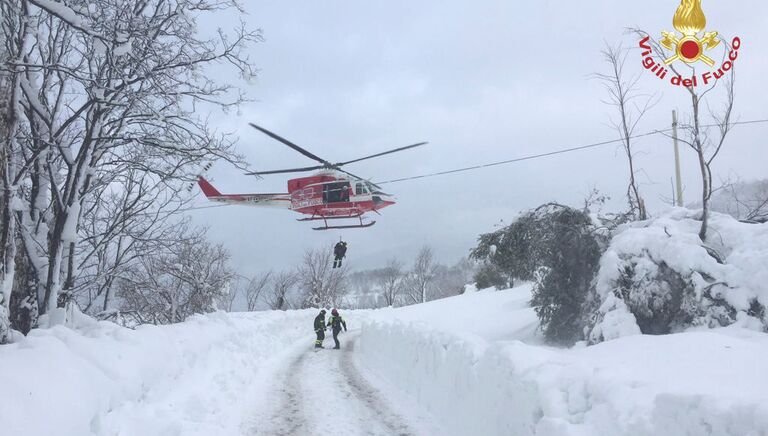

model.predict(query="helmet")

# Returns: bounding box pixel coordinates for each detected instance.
[331,309,339,316]
[320,309,326,315]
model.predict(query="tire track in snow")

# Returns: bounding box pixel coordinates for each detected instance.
[339,337,414,436]
[256,332,415,435]
[256,347,308,435]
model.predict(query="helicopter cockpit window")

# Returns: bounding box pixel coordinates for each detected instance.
[355,183,369,195]
[366,182,385,195]
[324,182,351,203]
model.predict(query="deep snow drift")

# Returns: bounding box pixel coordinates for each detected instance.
[2,284,768,436]
[360,286,768,436]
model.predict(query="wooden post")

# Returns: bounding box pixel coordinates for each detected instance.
[672,110,684,207]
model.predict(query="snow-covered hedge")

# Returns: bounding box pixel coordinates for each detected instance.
[587,209,768,343]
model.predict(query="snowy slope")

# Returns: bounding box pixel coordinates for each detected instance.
[368,283,541,343]
[359,286,768,436]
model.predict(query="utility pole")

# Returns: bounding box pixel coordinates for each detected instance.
[672,110,684,207]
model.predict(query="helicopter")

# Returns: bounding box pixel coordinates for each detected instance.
[197,123,427,230]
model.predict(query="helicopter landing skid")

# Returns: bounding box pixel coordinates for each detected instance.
[312,221,376,231]
[311,214,375,230]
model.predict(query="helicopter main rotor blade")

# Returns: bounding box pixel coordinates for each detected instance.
[245,165,326,176]
[337,142,429,167]
[249,123,332,166]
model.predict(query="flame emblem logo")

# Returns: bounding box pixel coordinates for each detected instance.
[661,0,720,67]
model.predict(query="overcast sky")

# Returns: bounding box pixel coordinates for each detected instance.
[189,1,768,276]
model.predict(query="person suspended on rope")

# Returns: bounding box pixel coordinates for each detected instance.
[326,308,348,349]
[314,309,327,348]
[333,240,348,269]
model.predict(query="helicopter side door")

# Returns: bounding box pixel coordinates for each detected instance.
[323,182,352,203]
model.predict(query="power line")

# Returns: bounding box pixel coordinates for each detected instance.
[374,118,768,185]
[375,130,663,185]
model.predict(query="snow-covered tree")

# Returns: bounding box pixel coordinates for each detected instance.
[0,0,30,342]
[403,246,438,305]
[75,169,195,315]
[526,205,603,345]
[266,270,297,310]
[219,280,239,312]
[115,224,234,325]
[471,214,540,283]
[0,0,258,338]
[473,204,604,345]
[594,43,655,221]
[709,179,768,223]
[377,259,404,307]
[297,248,347,309]
[244,271,272,311]
[433,257,476,298]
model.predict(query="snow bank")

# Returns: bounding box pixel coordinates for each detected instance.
[360,288,543,435]
[589,209,768,342]
[360,320,544,436]
[371,283,541,343]
[0,309,315,436]
[360,286,768,436]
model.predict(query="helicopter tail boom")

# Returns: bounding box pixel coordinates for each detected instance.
[198,177,291,209]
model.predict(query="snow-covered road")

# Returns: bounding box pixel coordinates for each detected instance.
[250,331,425,436]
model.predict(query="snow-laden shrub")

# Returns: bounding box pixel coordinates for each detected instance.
[472,203,604,345]
[586,209,768,343]
[527,206,603,345]
[470,213,539,282]
[473,262,509,290]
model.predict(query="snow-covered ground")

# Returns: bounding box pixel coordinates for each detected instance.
[361,285,768,436]
[0,310,316,436]
[2,285,768,436]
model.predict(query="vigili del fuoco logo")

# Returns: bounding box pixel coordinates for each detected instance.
[639,0,741,88]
